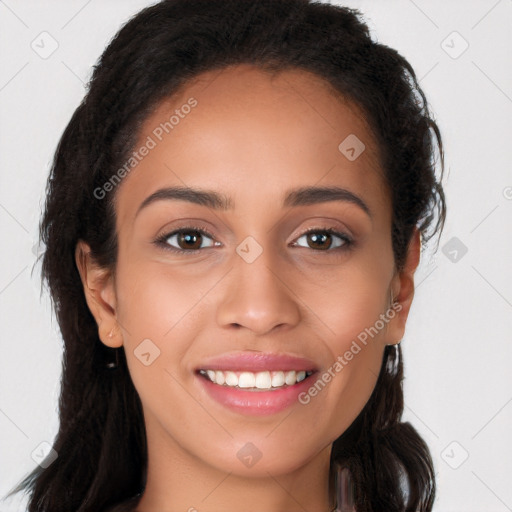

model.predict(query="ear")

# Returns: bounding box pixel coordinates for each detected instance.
[385,228,421,345]
[75,240,122,348]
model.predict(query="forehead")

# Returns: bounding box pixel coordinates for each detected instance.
[115,64,389,225]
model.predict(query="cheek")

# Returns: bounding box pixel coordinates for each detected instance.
[293,244,393,435]
[112,254,208,390]
[298,242,394,352]
[114,249,216,341]
[297,290,387,442]
[113,258,212,439]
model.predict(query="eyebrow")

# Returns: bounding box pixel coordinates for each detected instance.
[136,185,371,218]
[283,185,371,217]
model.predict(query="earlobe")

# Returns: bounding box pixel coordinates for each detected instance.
[386,229,421,345]
[75,240,122,348]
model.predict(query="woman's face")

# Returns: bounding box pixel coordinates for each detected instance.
[81,64,417,478]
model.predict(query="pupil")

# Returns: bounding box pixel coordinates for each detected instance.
[309,233,331,250]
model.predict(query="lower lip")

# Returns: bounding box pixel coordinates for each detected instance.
[196,373,315,416]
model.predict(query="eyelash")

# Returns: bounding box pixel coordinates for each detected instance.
[154,225,354,255]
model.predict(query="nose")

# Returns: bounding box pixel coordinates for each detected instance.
[216,245,301,336]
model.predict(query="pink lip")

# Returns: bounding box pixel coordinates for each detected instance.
[196,371,316,416]
[194,352,319,416]
[195,351,318,372]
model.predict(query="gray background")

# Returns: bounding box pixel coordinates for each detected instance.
[1,1,511,510]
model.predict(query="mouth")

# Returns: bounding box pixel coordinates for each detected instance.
[197,369,315,391]
[194,352,319,415]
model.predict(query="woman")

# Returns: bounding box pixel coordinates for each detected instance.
[8,0,446,510]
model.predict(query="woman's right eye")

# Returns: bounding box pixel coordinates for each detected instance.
[155,227,219,254]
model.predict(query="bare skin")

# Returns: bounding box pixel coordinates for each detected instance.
[76,64,420,512]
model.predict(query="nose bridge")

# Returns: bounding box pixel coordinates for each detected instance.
[215,239,301,334]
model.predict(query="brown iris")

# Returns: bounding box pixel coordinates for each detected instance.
[306,232,332,250]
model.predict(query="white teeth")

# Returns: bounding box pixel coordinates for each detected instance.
[271,371,285,387]
[225,371,238,386]
[284,370,296,386]
[238,372,255,388]
[255,371,272,390]
[199,369,312,389]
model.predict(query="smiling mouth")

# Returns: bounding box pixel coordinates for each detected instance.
[197,369,315,391]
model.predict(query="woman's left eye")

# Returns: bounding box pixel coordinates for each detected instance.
[292,228,352,251]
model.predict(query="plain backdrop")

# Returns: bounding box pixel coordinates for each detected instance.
[0,1,511,511]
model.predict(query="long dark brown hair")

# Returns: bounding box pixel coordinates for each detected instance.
[7,1,446,510]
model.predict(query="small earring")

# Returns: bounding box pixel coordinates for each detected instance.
[106,348,120,369]
[105,327,120,369]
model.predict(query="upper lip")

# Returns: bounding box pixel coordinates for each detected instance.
[196,352,319,373]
